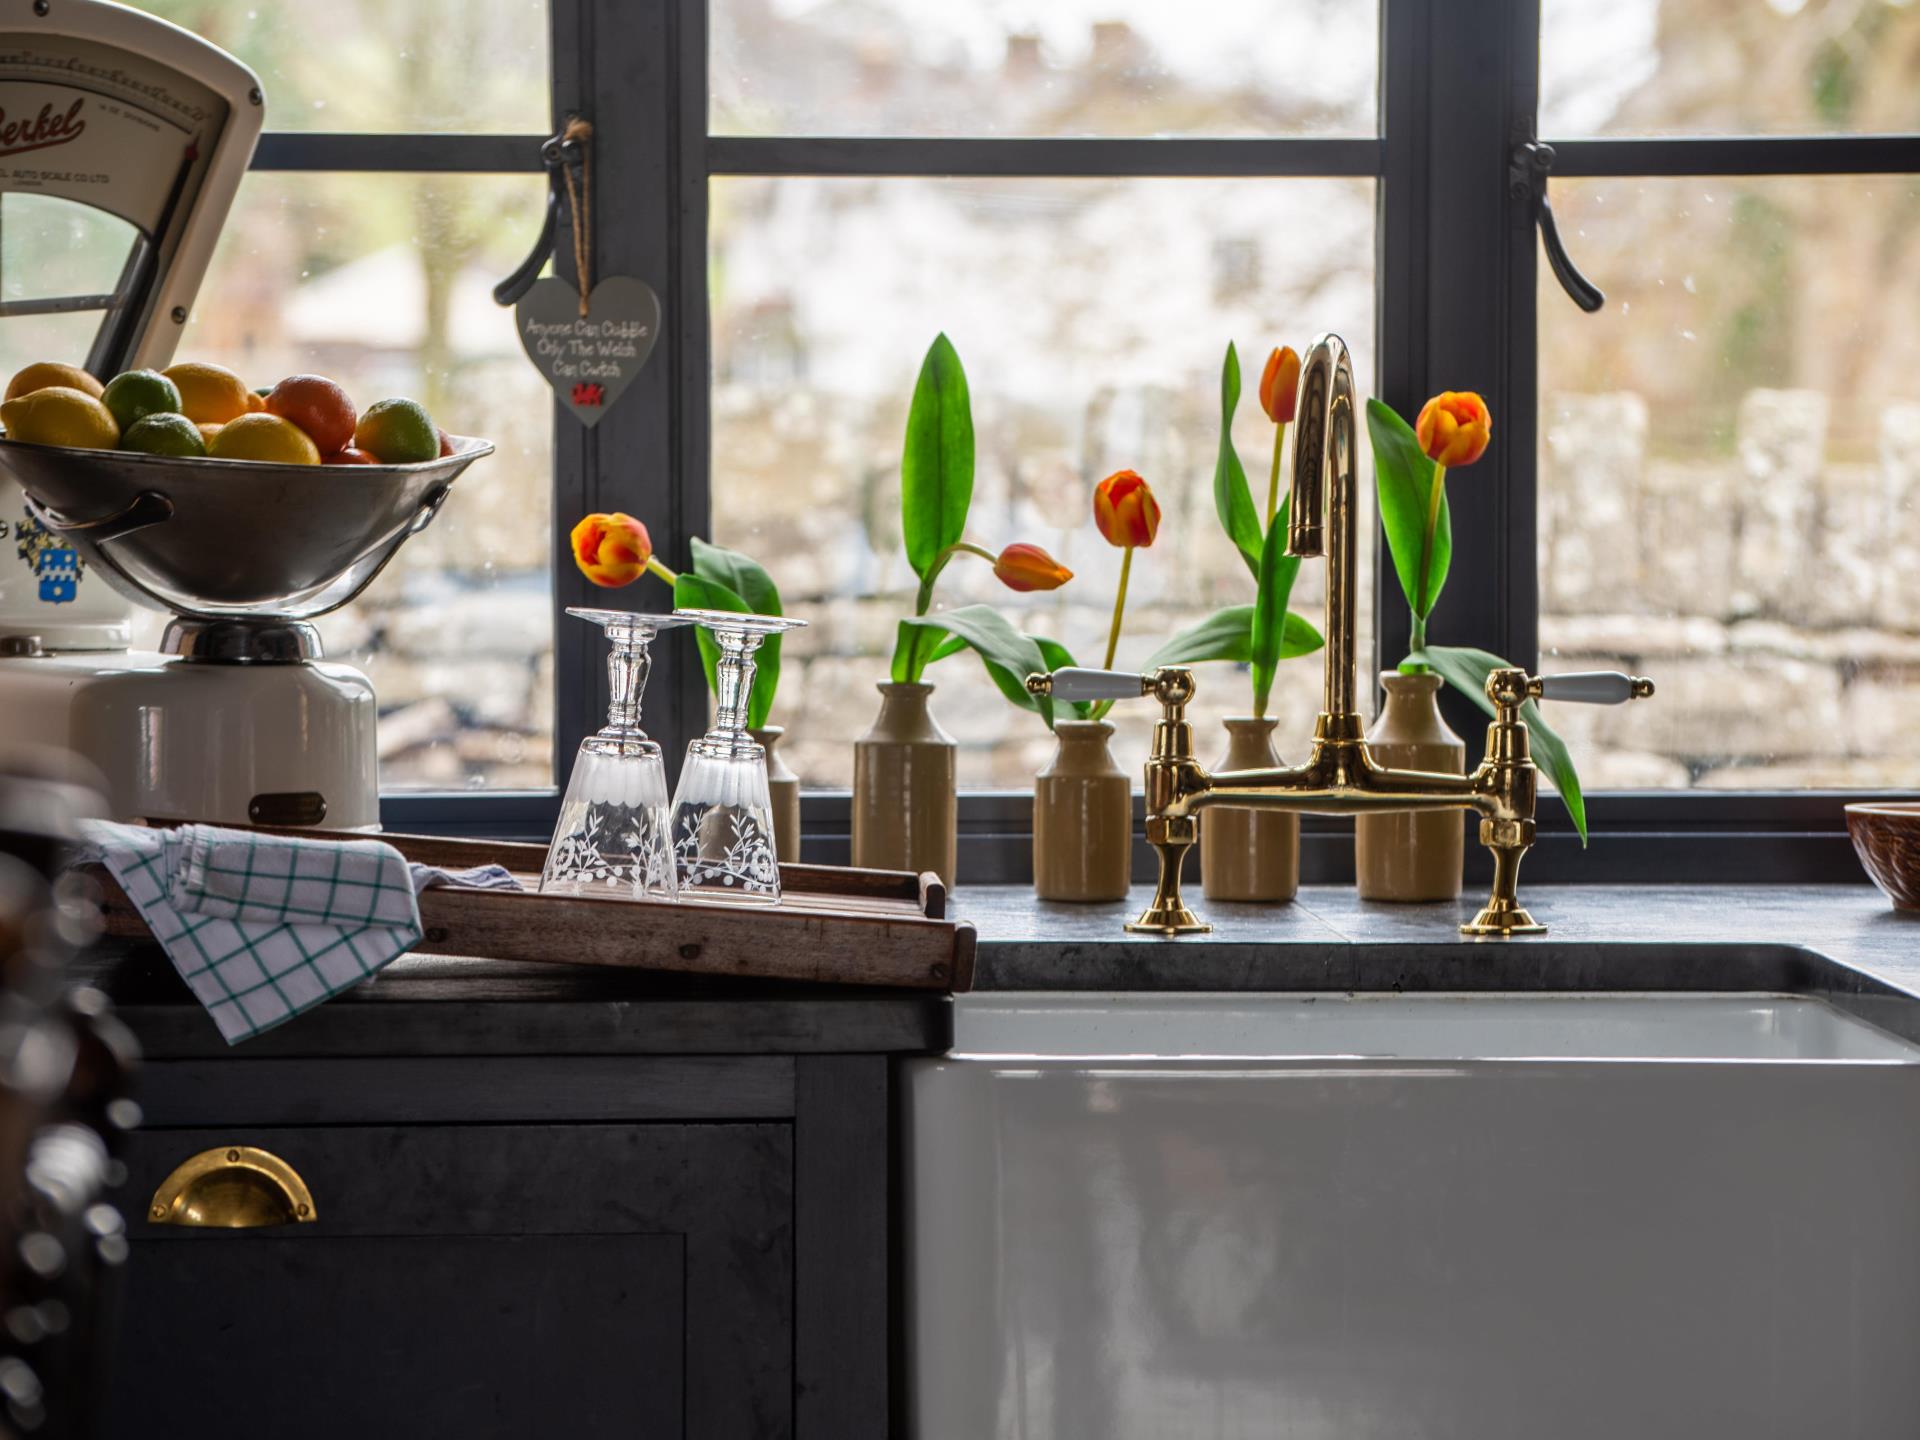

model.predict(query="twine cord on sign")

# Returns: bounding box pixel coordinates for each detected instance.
[559,116,594,317]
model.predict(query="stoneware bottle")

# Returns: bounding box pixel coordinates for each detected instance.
[1354,670,1466,901]
[1032,719,1132,902]
[1198,716,1299,902]
[750,725,801,864]
[852,682,957,887]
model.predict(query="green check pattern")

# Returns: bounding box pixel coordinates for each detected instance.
[84,822,423,1044]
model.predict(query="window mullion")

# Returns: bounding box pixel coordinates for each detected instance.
[1390,0,1536,721]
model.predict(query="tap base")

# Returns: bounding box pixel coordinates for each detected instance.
[1126,901,1211,937]
[1460,898,1547,937]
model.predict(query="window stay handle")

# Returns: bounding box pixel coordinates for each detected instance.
[1511,141,1604,314]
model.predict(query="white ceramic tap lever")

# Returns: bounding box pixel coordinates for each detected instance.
[1033,667,1149,703]
[1533,671,1655,705]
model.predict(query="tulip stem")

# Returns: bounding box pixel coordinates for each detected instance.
[647,556,679,585]
[1102,546,1133,672]
[1265,421,1288,527]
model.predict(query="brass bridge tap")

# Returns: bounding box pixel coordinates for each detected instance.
[1026,332,1655,939]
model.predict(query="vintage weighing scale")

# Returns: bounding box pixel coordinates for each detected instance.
[0,0,489,828]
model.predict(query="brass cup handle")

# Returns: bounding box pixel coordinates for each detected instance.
[148,1145,317,1228]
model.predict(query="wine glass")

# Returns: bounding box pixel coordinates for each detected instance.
[541,608,693,900]
[669,608,809,904]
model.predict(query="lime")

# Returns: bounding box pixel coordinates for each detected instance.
[102,369,183,432]
[207,412,321,464]
[353,397,438,464]
[120,412,207,458]
[0,386,120,448]
[6,362,103,401]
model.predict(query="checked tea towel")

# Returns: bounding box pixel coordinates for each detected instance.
[82,821,427,1044]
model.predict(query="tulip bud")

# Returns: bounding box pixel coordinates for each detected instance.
[570,511,653,588]
[1093,469,1160,549]
[1258,345,1300,425]
[992,542,1073,593]
[1414,391,1492,468]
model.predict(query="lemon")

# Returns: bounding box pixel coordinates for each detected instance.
[6,362,103,402]
[102,369,183,432]
[162,361,253,425]
[0,386,120,449]
[121,413,207,458]
[353,397,438,464]
[206,412,321,464]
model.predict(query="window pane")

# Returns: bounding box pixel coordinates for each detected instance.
[125,0,549,133]
[711,0,1378,138]
[149,171,555,791]
[1542,0,1920,137]
[1538,174,1920,789]
[710,175,1376,790]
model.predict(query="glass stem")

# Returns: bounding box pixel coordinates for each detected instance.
[710,629,760,738]
[605,630,651,734]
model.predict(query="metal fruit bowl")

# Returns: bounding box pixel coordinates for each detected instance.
[0,434,493,620]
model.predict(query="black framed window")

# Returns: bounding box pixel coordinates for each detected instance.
[126,0,1914,874]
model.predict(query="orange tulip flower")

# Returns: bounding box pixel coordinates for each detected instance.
[992,542,1073,593]
[1258,345,1300,425]
[1093,469,1160,549]
[570,511,653,588]
[1414,390,1492,468]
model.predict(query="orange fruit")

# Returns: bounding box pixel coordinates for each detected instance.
[437,428,455,458]
[7,362,104,401]
[207,412,321,464]
[266,374,356,455]
[353,397,438,464]
[247,389,268,412]
[196,421,224,445]
[162,362,253,425]
[324,447,377,465]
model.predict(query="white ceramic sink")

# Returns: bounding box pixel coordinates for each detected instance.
[907,991,1920,1440]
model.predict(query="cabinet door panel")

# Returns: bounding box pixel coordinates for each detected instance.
[107,1234,682,1438]
[118,1124,792,1438]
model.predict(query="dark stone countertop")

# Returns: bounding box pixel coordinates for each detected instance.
[955,881,1920,1041]
[77,883,1920,1059]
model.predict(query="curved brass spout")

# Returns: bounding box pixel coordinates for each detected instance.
[1288,333,1360,723]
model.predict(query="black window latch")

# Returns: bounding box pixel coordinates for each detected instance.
[1511,141,1604,313]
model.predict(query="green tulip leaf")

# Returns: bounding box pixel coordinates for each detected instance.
[1146,605,1322,669]
[674,571,780,731]
[1250,499,1305,716]
[1414,643,1589,846]
[911,604,1054,727]
[1213,342,1264,578]
[689,536,782,619]
[1368,397,1452,620]
[900,333,974,583]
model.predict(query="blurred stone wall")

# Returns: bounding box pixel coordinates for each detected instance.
[1541,389,1920,788]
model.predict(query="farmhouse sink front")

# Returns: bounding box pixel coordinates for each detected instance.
[907,989,1920,1439]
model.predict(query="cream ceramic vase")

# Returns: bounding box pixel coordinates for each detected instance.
[750,725,801,864]
[1032,720,1132,902]
[1354,670,1466,901]
[852,682,957,887]
[1198,716,1300,902]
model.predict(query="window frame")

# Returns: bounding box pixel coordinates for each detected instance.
[375,0,1920,883]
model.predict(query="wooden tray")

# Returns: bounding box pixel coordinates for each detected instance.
[87,827,974,992]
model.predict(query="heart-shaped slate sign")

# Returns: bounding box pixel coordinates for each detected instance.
[515,275,661,427]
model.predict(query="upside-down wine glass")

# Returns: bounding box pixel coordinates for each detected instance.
[540,609,693,900]
[669,608,809,904]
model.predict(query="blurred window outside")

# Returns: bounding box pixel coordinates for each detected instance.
[1539,0,1920,793]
